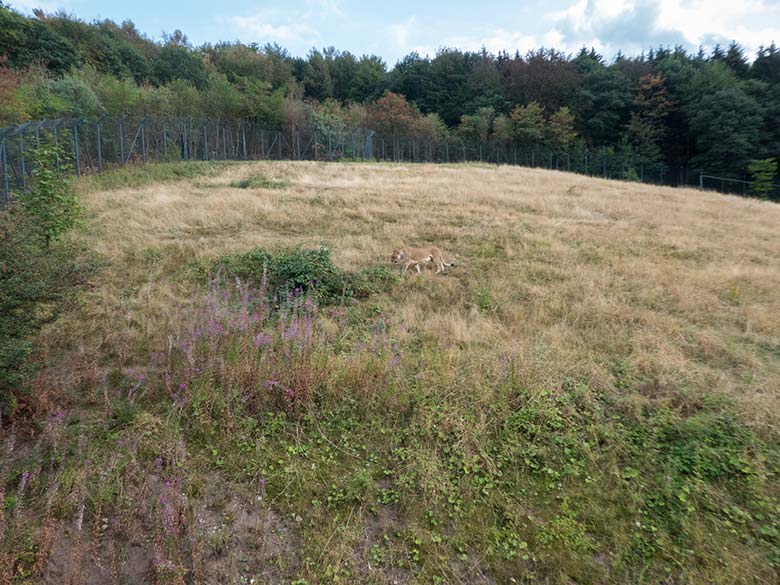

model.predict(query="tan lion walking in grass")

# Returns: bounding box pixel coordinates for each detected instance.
[390,245,455,274]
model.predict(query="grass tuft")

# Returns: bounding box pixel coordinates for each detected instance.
[228,175,290,190]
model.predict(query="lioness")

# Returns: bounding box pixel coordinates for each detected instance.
[390,246,454,274]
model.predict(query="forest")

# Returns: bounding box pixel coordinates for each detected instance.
[1,3,779,180]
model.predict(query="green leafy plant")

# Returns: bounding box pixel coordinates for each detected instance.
[0,211,93,410]
[748,158,777,197]
[18,141,79,247]
[214,246,398,304]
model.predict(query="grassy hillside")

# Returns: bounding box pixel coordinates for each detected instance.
[3,161,780,584]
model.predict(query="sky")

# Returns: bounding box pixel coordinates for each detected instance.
[7,0,780,65]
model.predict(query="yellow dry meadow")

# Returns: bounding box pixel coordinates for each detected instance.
[77,160,780,431]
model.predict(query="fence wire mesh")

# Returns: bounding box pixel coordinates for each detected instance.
[1,115,771,207]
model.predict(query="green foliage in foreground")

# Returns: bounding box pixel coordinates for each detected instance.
[17,143,79,248]
[0,147,93,409]
[214,245,399,304]
[14,308,779,583]
[2,263,779,582]
[0,229,87,409]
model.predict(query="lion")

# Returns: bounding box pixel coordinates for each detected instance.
[390,245,454,274]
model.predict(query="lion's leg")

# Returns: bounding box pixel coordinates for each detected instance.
[415,263,421,273]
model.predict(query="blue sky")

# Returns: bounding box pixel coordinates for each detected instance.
[8,0,780,65]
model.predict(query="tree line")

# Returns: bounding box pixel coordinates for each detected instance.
[1,3,779,181]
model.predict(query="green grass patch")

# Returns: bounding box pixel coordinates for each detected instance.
[77,160,236,193]
[228,175,290,190]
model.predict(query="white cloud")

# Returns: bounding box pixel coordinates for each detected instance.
[308,0,343,18]
[448,29,540,55]
[226,11,319,45]
[388,16,417,50]
[6,0,63,13]
[656,0,780,51]
[387,16,543,60]
[548,0,780,58]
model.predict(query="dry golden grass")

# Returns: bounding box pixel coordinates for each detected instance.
[8,160,774,584]
[74,160,780,430]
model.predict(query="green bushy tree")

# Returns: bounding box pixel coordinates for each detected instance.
[152,45,208,89]
[689,88,763,177]
[1,141,89,411]
[747,158,777,197]
[547,106,577,150]
[0,4,80,74]
[459,106,494,142]
[19,142,79,248]
[47,76,104,117]
[510,101,545,147]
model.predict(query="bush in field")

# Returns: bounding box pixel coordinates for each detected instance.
[47,76,104,118]
[1,142,89,411]
[18,142,79,248]
[0,212,91,410]
[215,246,398,304]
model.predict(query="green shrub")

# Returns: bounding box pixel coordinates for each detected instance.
[47,76,104,118]
[18,142,79,247]
[0,211,93,410]
[748,158,778,197]
[215,246,398,304]
[1,142,92,410]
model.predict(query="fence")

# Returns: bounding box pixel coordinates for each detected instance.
[0,117,376,206]
[0,115,768,207]
[699,174,780,199]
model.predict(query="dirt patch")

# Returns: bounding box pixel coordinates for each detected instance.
[43,473,300,584]
[191,477,299,584]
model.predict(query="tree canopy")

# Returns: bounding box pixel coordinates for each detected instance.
[0,4,778,180]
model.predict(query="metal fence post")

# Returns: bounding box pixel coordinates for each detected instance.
[1,140,8,206]
[119,119,126,165]
[18,133,26,187]
[96,121,103,173]
[140,119,146,162]
[74,123,81,176]
[699,173,703,189]
[183,121,189,160]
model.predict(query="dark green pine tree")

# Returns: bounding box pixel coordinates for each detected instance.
[688,88,763,177]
